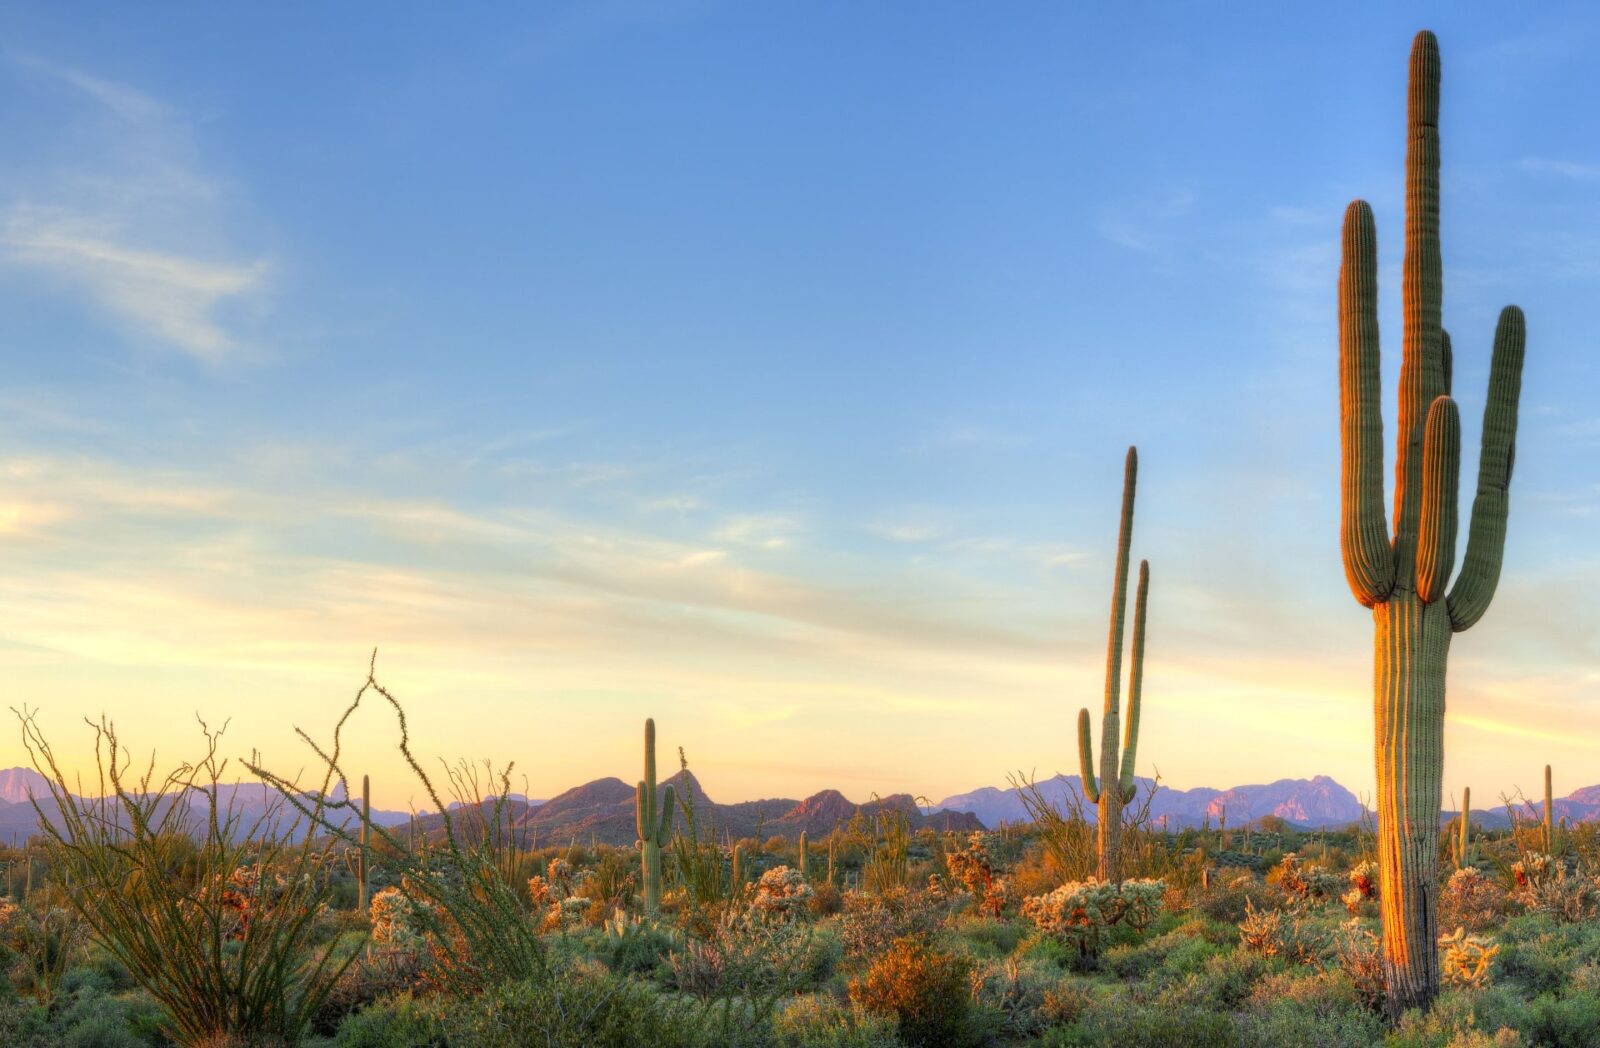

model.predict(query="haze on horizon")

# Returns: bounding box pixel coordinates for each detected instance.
[0,4,1595,813]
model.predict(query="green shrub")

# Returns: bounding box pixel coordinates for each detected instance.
[773,993,902,1048]
[1062,992,1238,1046]
[333,993,445,1048]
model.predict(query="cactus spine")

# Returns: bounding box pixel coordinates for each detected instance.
[1337,31,1528,1016]
[1076,446,1149,884]
[798,830,809,882]
[1543,765,1554,852]
[635,718,677,913]
[358,774,370,914]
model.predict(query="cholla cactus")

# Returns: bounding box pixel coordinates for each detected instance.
[1021,877,1164,958]
[1336,31,1528,1016]
[749,865,813,919]
[946,832,1010,918]
[1238,900,1291,958]
[1438,926,1498,989]
[370,885,432,952]
[1076,447,1152,884]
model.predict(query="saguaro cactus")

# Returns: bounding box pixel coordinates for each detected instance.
[1337,31,1527,1016]
[798,830,809,882]
[1452,787,1476,870]
[358,774,370,914]
[1543,765,1554,852]
[1076,446,1150,884]
[636,718,677,913]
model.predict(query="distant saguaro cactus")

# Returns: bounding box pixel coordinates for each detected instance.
[1452,787,1475,870]
[798,830,809,882]
[636,718,677,913]
[1543,765,1554,852]
[358,774,370,914]
[1076,446,1150,884]
[1337,31,1528,1016]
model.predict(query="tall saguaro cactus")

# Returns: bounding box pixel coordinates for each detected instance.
[636,718,677,913]
[1337,31,1527,1017]
[1452,787,1475,870]
[1076,446,1150,884]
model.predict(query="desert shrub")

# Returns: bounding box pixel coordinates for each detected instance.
[331,993,444,1048]
[1102,920,1222,984]
[838,887,940,959]
[948,912,1027,959]
[591,908,681,977]
[1234,997,1384,1048]
[1385,985,1529,1047]
[807,882,843,917]
[248,664,548,998]
[1440,866,1510,933]
[1510,853,1600,923]
[665,906,825,1009]
[441,960,759,1048]
[1060,991,1239,1047]
[0,897,87,1007]
[1493,914,1596,995]
[1342,860,1377,916]
[966,956,1063,1038]
[17,713,361,1048]
[1158,948,1274,1011]
[849,937,973,1048]
[1267,853,1343,913]
[1021,878,1164,959]
[1522,992,1600,1048]
[1327,917,1384,1012]
[1194,873,1275,924]
[773,993,902,1048]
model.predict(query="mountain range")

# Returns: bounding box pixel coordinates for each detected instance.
[933,774,1600,832]
[0,765,1593,844]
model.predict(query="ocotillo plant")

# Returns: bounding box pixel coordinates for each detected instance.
[1337,31,1527,1016]
[1452,787,1475,870]
[1543,765,1554,852]
[1076,446,1150,884]
[635,718,677,913]
[798,830,809,882]
[358,774,370,914]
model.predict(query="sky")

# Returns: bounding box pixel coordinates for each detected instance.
[0,4,1596,813]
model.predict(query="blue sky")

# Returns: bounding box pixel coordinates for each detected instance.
[0,4,1596,810]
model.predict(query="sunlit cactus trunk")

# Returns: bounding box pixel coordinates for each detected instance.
[1337,31,1527,1018]
[636,718,677,913]
[1076,446,1149,885]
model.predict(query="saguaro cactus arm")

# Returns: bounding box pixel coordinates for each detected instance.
[1416,396,1461,603]
[1339,200,1395,606]
[1077,708,1100,804]
[1118,560,1149,802]
[1447,307,1526,631]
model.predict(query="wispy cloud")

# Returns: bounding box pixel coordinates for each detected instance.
[1518,157,1600,182]
[1,56,269,361]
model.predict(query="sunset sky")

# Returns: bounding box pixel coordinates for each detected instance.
[0,4,1596,813]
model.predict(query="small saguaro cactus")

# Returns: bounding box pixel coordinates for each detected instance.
[1452,787,1476,870]
[1337,32,1528,1016]
[827,834,837,886]
[358,774,371,914]
[1076,446,1150,884]
[636,718,677,913]
[1543,765,1554,852]
[731,842,744,890]
[798,830,809,882]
